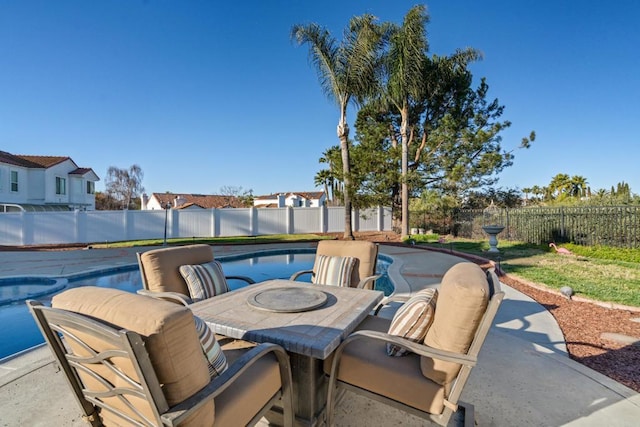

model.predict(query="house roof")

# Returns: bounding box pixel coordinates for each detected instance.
[152,192,247,209]
[294,191,325,200]
[0,151,99,179]
[0,151,45,168]
[69,168,100,180]
[255,191,325,200]
[14,155,73,168]
[69,168,92,175]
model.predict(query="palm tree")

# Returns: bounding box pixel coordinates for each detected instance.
[548,173,571,199]
[314,170,332,205]
[292,15,385,239]
[522,187,532,205]
[381,5,429,238]
[569,175,588,198]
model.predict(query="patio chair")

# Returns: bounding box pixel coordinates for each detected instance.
[324,262,504,426]
[137,244,254,305]
[27,286,294,427]
[290,240,380,290]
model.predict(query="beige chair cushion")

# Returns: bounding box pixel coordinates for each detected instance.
[387,288,438,356]
[140,244,214,296]
[421,262,489,386]
[52,287,213,426]
[316,240,378,288]
[324,315,446,414]
[214,351,282,427]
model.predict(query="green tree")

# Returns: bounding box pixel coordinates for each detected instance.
[462,187,523,209]
[292,14,386,239]
[309,7,534,226]
[569,175,588,198]
[315,146,342,206]
[522,187,532,204]
[350,56,532,215]
[547,173,572,199]
[381,4,429,237]
[409,189,459,233]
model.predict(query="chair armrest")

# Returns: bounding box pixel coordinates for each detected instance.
[136,289,192,306]
[161,342,294,427]
[337,330,477,367]
[289,269,313,281]
[373,295,411,315]
[225,275,256,285]
[356,274,381,290]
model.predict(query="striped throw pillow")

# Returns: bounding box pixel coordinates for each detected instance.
[194,315,228,378]
[179,261,230,302]
[312,255,357,287]
[386,288,438,357]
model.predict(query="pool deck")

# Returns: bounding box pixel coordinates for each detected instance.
[1,243,639,426]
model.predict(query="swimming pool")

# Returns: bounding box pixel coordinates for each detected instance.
[0,249,393,360]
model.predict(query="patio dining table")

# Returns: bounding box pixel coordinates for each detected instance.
[191,279,384,426]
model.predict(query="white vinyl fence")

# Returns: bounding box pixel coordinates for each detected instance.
[0,206,392,246]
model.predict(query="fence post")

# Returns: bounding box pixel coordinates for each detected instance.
[169,209,178,240]
[286,206,293,235]
[561,207,566,240]
[320,205,328,233]
[20,212,27,245]
[377,206,384,231]
[250,207,258,236]
[210,208,217,238]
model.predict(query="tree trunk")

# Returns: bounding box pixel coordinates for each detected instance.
[338,112,354,240]
[400,105,410,238]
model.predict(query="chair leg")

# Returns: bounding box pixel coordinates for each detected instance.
[325,375,339,426]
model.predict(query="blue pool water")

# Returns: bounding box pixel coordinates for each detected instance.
[0,249,393,360]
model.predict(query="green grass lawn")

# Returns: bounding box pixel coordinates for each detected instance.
[422,239,640,308]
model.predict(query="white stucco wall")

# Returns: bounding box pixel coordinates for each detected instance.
[146,196,164,210]
[44,161,73,204]
[0,165,31,203]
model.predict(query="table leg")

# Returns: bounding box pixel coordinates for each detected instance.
[265,352,327,426]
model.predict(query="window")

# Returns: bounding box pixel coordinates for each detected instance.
[86,181,95,194]
[56,177,66,195]
[10,171,18,192]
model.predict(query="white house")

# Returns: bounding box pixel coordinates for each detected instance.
[253,191,326,208]
[0,151,99,212]
[141,192,246,210]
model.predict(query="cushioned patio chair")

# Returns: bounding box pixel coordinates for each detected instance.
[324,262,504,426]
[290,240,380,290]
[137,244,254,305]
[28,287,294,427]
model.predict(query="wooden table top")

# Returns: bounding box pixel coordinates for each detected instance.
[191,279,384,359]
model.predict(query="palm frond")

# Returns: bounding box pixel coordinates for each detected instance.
[291,23,341,105]
[385,5,429,105]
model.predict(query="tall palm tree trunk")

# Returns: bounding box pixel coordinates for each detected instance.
[338,113,354,240]
[400,105,410,238]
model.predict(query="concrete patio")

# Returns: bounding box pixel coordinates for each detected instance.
[0,243,639,426]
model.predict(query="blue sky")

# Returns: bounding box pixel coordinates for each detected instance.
[1,0,639,197]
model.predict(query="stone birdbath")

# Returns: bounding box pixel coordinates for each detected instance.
[482,201,505,253]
